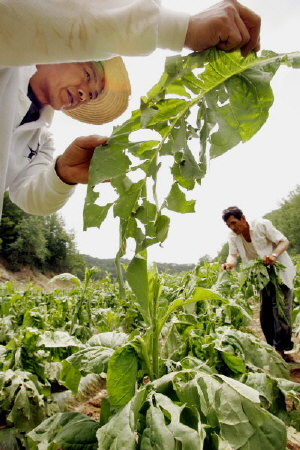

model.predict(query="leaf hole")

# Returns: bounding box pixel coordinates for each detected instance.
[129,129,161,143]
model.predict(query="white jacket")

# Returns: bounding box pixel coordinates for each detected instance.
[0,65,75,215]
[228,218,296,289]
[0,0,190,216]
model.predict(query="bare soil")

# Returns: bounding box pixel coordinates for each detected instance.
[0,260,75,290]
[64,375,107,422]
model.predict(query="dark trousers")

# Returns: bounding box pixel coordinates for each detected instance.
[260,283,293,351]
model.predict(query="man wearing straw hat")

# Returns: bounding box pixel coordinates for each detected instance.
[0,0,260,216]
[2,58,130,216]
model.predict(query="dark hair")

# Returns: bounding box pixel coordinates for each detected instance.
[222,206,243,222]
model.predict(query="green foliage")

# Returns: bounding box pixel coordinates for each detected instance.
[265,185,300,256]
[0,428,25,450]
[188,326,290,379]
[94,370,287,450]
[61,332,129,392]
[0,260,299,447]
[27,412,100,449]
[0,370,47,432]
[195,261,221,288]
[107,345,138,408]
[0,194,24,254]
[240,372,300,429]
[68,267,100,339]
[215,242,229,264]
[3,214,47,271]
[0,193,84,275]
[240,259,289,322]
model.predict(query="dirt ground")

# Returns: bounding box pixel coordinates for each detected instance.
[0,260,76,290]
[64,375,106,422]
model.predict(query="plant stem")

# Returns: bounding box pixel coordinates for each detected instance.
[136,336,153,380]
[151,275,160,379]
[115,220,126,300]
[152,326,159,380]
[115,252,125,300]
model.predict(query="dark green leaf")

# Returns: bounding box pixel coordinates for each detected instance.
[83,185,112,230]
[89,145,131,185]
[96,389,148,449]
[107,346,138,408]
[165,183,195,213]
[113,180,144,219]
[154,214,170,243]
[126,254,150,322]
[28,412,100,449]
[60,360,81,394]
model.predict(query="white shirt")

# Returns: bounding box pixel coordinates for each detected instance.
[0,0,190,216]
[241,235,258,260]
[0,66,75,216]
[228,218,296,289]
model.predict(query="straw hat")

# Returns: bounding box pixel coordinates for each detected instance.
[63,56,131,125]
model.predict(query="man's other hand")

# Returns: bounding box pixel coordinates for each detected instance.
[184,0,260,57]
[55,135,108,185]
[222,262,235,271]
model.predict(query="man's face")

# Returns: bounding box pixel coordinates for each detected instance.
[32,62,104,110]
[225,215,247,234]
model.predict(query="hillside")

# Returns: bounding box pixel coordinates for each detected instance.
[0,255,196,289]
[82,254,196,279]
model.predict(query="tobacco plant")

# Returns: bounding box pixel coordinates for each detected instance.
[83,49,300,292]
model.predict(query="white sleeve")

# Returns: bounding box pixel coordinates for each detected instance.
[261,219,288,245]
[0,0,190,66]
[8,131,75,215]
[228,233,239,256]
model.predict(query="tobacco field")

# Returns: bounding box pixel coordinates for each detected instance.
[1,48,300,448]
[0,259,299,449]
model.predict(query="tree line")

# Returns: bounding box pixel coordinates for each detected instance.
[0,193,84,276]
[265,185,300,256]
[0,194,196,279]
[83,254,196,280]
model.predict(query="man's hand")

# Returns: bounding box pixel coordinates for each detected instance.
[222,262,235,271]
[55,135,108,185]
[184,0,260,57]
[263,254,277,266]
[263,241,289,266]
